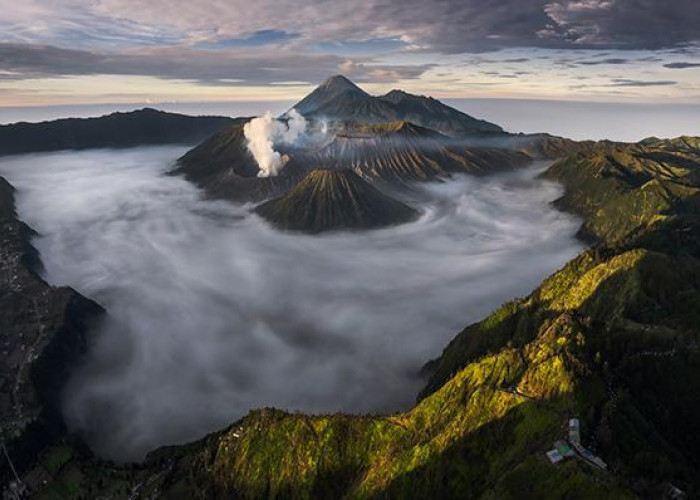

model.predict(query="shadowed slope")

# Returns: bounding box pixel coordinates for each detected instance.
[315,121,531,182]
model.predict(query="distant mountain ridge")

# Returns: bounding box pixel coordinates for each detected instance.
[291,75,505,137]
[0,108,240,156]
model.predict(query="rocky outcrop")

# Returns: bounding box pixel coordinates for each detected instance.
[0,177,104,485]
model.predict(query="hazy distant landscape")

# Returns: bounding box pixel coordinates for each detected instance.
[4,99,700,142]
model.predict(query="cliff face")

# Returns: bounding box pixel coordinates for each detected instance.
[0,177,104,484]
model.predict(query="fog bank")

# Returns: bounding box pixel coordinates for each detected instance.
[0,147,583,461]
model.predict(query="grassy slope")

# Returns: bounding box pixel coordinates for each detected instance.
[22,137,700,499]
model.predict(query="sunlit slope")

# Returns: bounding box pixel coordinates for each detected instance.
[140,255,636,497]
[543,137,700,243]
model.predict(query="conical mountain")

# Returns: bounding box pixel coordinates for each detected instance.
[291,75,504,137]
[255,169,418,233]
[293,75,373,116]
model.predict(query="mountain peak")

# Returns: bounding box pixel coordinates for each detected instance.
[292,75,370,116]
[318,75,367,94]
[292,75,504,137]
[384,89,409,98]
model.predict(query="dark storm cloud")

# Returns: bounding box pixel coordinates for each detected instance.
[0,42,432,84]
[577,58,629,66]
[663,62,700,69]
[12,1,700,56]
[609,78,677,87]
[536,0,700,50]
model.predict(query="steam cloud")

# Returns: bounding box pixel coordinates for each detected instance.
[0,147,583,461]
[244,109,307,177]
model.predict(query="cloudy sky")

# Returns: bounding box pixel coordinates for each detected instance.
[1,0,699,106]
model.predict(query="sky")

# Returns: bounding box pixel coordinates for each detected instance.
[0,0,699,106]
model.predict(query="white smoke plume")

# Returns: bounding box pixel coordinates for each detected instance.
[243,109,307,177]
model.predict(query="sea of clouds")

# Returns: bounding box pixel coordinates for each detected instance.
[0,147,583,460]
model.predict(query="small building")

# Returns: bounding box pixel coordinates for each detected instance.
[579,448,607,470]
[546,449,564,464]
[569,418,581,444]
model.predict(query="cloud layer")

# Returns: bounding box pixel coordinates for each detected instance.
[2,0,697,52]
[0,1,698,106]
[0,147,582,460]
[0,42,432,84]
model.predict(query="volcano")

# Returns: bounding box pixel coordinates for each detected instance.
[291,75,504,137]
[255,169,418,233]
